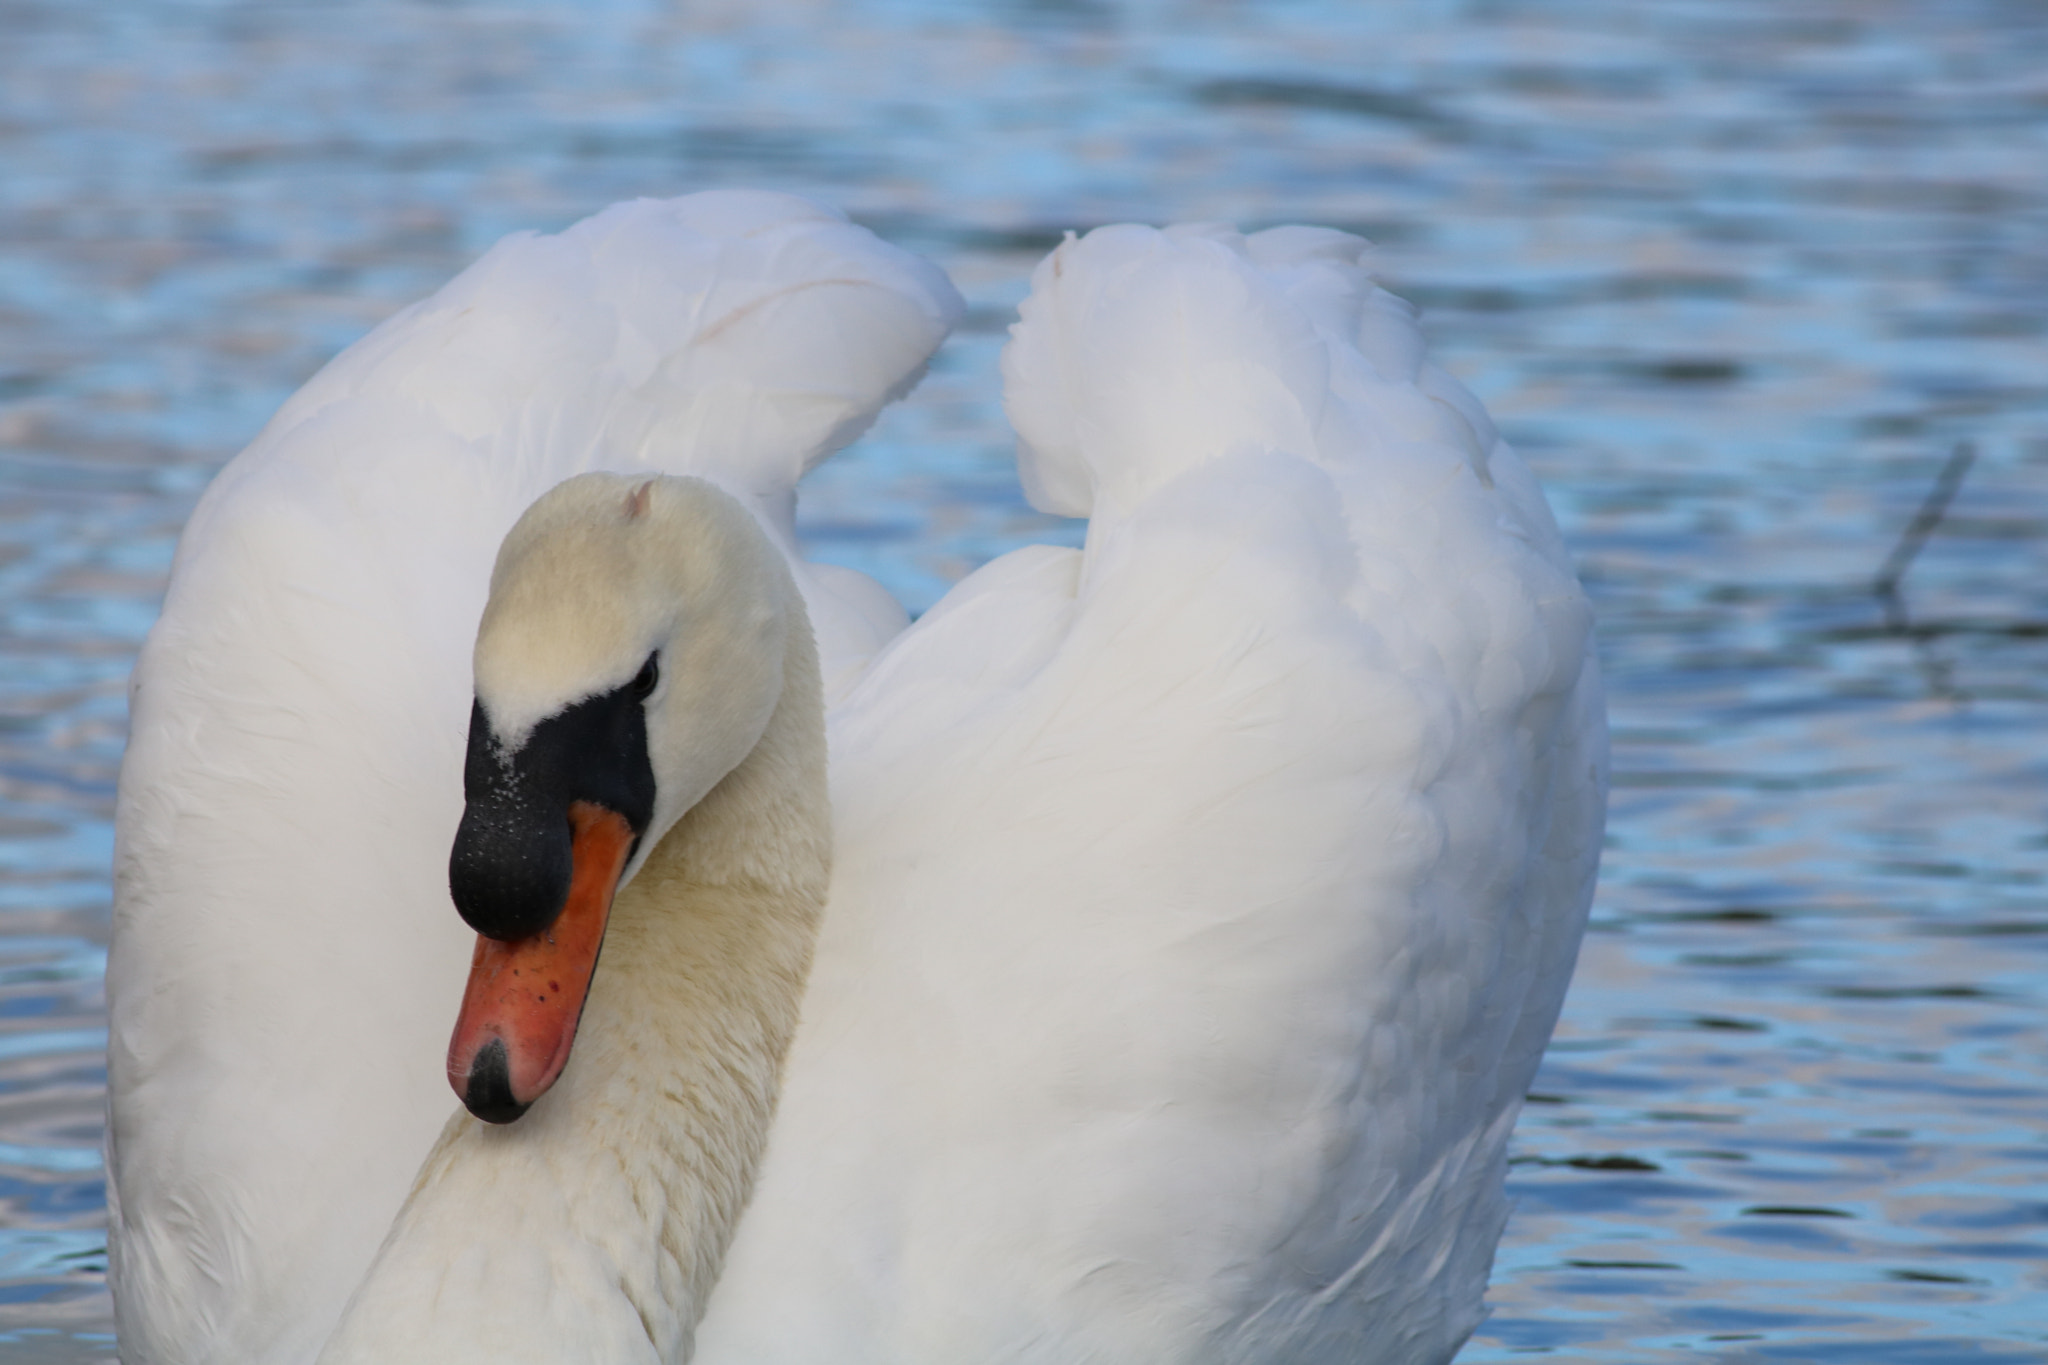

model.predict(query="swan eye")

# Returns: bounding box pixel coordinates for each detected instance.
[630,652,659,700]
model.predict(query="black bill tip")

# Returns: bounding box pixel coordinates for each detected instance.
[461,1037,531,1125]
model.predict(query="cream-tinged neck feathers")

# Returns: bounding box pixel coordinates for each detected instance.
[317,474,830,1365]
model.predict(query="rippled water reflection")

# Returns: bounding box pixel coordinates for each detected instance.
[2,0,2045,1358]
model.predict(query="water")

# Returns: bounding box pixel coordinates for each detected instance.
[2,0,2045,1358]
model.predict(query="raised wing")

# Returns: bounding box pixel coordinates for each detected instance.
[697,224,1604,1364]
[108,192,961,1365]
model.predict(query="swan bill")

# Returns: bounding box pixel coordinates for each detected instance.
[446,801,634,1122]
[461,1038,525,1124]
[449,686,656,943]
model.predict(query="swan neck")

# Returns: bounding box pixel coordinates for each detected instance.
[318,601,828,1365]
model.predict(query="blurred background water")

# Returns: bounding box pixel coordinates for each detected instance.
[2,0,2045,1359]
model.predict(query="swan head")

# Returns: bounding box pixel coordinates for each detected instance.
[445,473,796,1123]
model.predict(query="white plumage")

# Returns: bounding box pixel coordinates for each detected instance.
[107,191,959,1365]
[108,193,1605,1365]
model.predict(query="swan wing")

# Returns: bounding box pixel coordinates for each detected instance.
[107,192,961,1365]
[696,223,1605,1365]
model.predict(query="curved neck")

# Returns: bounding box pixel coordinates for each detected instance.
[318,611,828,1365]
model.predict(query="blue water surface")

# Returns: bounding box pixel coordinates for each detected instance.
[1,0,2044,1358]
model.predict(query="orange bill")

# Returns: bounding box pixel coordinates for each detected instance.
[446,800,635,1122]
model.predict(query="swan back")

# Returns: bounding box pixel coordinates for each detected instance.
[692,223,1605,1364]
[108,193,957,1365]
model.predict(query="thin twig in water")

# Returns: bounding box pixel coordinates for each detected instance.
[1873,440,1976,633]
[1872,441,1976,704]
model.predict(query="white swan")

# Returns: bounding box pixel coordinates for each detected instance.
[108,191,960,1365]
[108,194,1606,1365]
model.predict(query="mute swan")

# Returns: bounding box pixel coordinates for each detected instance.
[108,194,1606,1365]
[108,191,961,1365]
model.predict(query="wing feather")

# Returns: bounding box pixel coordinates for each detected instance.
[697,223,1603,1365]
